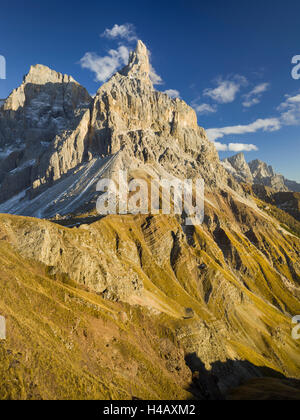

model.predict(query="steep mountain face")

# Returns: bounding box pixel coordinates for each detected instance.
[0,41,300,400]
[0,65,92,205]
[1,189,300,399]
[222,153,253,183]
[222,153,300,193]
[0,41,236,218]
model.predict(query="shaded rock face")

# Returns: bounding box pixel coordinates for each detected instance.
[252,187,300,222]
[222,153,300,192]
[0,64,92,203]
[0,41,235,218]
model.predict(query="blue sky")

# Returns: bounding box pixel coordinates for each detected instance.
[0,0,299,181]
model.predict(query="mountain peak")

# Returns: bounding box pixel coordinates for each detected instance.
[24,64,77,86]
[225,152,248,168]
[249,159,275,178]
[222,152,253,183]
[229,152,246,162]
[120,40,151,82]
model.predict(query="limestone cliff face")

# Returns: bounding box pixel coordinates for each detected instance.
[90,40,227,188]
[0,181,300,399]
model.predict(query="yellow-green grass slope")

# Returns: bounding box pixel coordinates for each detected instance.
[0,185,299,400]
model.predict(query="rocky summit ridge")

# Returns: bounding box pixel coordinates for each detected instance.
[222,152,300,192]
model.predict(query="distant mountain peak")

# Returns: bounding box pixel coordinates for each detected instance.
[222,153,300,192]
[222,152,253,183]
[249,159,275,178]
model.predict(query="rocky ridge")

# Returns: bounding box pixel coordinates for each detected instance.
[222,152,300,192]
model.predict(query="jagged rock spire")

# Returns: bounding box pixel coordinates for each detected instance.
[120,40,151,83]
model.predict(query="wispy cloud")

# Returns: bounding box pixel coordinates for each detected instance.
[193,103,217,115]
[285,93,300,103]
[82,24,163,86]
[80,46,130,83]
[204,75,247,104]
[164,89,180,99]
[205,85,300,153]
[101,23,137,42]
[206,118,281,141]
[242,82,270,108]
[277,91,300,125]
[214,142,258,152]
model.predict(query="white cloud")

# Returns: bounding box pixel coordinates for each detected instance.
[149,63,163,85]
[286,94,300,103]
[228,143,258,152]
[214,142,258,152]
[101,24,137,42]
[277,91,300,125]
[206,88,300,154]
[206,118,281,141]
[164,89,180,99]
[242,82,269,108]
[193,103,217,115]
[242,98,260,108]
[80,46,130,83]
[80,35,163,86]
[204,75,247,104]
[214,142,229,152]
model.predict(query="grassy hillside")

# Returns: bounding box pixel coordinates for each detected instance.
[0,185,300,400]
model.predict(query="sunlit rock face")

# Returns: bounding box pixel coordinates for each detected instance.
[0,40,235,217]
